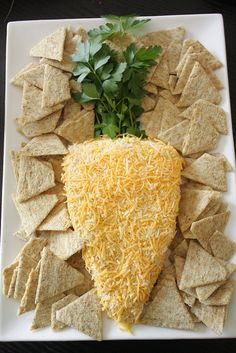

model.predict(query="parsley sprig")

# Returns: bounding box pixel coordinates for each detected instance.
[88,15,150,41]
[71,15,161,138]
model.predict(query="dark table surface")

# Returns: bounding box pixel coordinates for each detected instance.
[0,0,236,352]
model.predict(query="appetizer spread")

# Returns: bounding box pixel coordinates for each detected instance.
[2,15,236,340]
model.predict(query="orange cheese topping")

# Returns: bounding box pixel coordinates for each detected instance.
[63,136,183,327]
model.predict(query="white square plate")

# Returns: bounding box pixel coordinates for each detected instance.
[1,14,236,341]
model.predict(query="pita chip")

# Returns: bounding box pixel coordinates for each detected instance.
[13,193,58,235]
[51,294,78,330]
[18,261,41,315]
[17,109,61,138]
[191,301,226,335]
[20,237,47,262]
[14,254,38,300]
[150,54,169,89]
[43,182,66,204]
[140,27,185,49]
[209,231,236,260]
[174,255,197,297]
[141,95,156,111]
[20,64,45,89]
[39,29,78,72]
[21,82,64,123]
[177,62,221,108]
[46,156,63,183]
[170,239,188,260]
[166,37,184,74]
[21,134,68,156]
[140,274,194,330]
[197,192,221,220]
[63,98,82,120]
[190,212,230,251]
[31,293,65,330]
[179,99,227,135]
[10,63,36,87]
[159,99,182,133]
[42,65,71,108]
[176,46,195,76]
[30,27,66,61]
[55,110,94,144]
[178,187,215,232]
[16,156,55,202]
[168,75,177,93]
[179,241,227,290]
[159,89,180,104]
[7,268,18,298]
[201,280,234,306]
[159,119,189,152]
[182,153,227,192]
[37,203,71,231]
[180,39,222,70]
[56,289,103,341]
[2,261,18,296]
[142,97,166,137]
[42,229,87,260]
[182,108,219,156]
[35,247,84,303]
[144,83,158,95]
[196,281,226,302]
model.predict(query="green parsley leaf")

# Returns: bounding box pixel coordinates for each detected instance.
[102,124,119,138]
[82,82,100,99]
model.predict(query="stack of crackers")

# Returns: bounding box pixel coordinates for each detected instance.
[1,24,236,340]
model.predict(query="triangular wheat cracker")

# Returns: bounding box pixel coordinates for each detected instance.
[31,293,65,330]
[2,261,18,296]
[159,119,189,152]
[16,156,55,202]
[14,254,38,300]
[177,62,221,107]
[180,39,222,70]
[55,110,94,143]
[56,289,103,341]
[13,193,58,235]
[30,27,66,61]
[21,82,64,123]
[182,153,227,191]
[190,212,230,251]
[179,99,227,134]
[18,109,61,138]
[42,64,71,108]
[18,261,41,315]
[21,134,68,156]
[140,274,194,330]
[178,187,215,232]
[20,64,45,89]
[209,231,236,260]
[191,301,226,335]
[201,280,234,306]
[51,294,78,330]
[35,247,84,303]
[41,229,87,260]
[179,241,227,290]
[182,108,219,156]
[38,203,71,231]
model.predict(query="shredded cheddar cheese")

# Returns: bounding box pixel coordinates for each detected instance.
[63,136,183,328]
